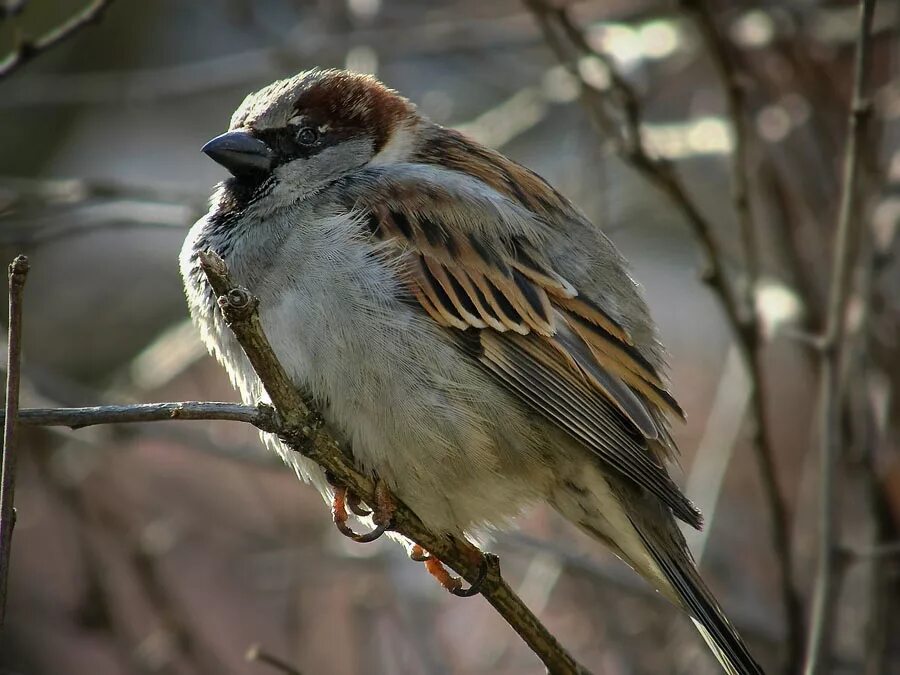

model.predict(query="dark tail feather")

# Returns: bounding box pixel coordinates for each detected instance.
[636,528,765,675]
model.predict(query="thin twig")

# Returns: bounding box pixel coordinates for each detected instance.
[680,0,758,305]
[803,2,878,674]
[4,401,278,430]
[0,254,28,625]
[848,541,900,559]
[0,0,116,80]
[849,194,895,674]
[197,251,590,675]
[4,350,588,668]
[679,3,804,670]
[501,532,783,646]
[0,5,674,108]
[246,644,303,675]
[524,2,803,667]
[524,0,742,328]
[0,175,207,212]
[0,1,28,20]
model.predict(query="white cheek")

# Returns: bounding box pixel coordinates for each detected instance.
[370,122,416,165]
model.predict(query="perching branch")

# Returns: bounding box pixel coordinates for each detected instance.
[0,0,116,80]
[524,2,802,668]
[0,255,28,625]
[196,251,590,675]
[2,253,589,674]
[803,2,878,673]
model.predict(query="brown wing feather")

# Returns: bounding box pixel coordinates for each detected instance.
[344,171,695,525]
[478,331,701,528]
[370,201,677,435]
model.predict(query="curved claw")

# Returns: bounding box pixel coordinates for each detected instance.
[451,554,490,597]
[331,483,394,544]
[333,514,389,543]
[347,492,372,518]
[409,544,433,562]
[345,520,390,543]
[421,552,492,598]
[353,520,389,543]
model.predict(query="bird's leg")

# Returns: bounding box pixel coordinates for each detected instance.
[409,545,491,597]
[330,485,358,539]
[328,476,394,543]
[370,478,396,528]
[408,543,432,562]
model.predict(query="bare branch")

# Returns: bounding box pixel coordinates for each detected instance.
[679,1,758,296]
[0,5,664,108]
[524,3,802,668]
[5,401,277,430]
[0,254,28,625]
[501,532,784,647]
[246,644,303,675]
[197,250,591,674]
[0,0,116,80]
[0,175,207,212]
[0,256,592,672]
[842,541,900,560]
[803,2,878,674]
[678,2,805,670]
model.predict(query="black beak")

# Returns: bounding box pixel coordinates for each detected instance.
[202,130,273,176]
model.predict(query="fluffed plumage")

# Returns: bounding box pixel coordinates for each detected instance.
[180,69,764,674]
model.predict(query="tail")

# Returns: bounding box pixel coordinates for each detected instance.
[552,466,764,674]
[634,526,765,675]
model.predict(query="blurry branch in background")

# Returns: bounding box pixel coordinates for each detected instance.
[0,255,27,626]
[0,253,592,675]
[2,4,891,110]
[0,210,195,246]
[803,2,878,674]
[0,0,116,80]
[0,10,548,107]
[523,1,803,670]
[677,2,804,669]
[0,5,650,108]
[0,2,26,20]
[28,453,234,674]
[0,176,206,246]
[245,643,303,675]
[501,531,782,646]
[0,175,207,211]
[852,178,898,674]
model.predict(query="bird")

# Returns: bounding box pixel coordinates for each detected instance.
[180,68,764,674]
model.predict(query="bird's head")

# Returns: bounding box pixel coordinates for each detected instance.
[203,69,419,208]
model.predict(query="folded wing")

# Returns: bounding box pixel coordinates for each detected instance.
[336,163,700,528]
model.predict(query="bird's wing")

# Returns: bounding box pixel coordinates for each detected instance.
[336,163,700,528]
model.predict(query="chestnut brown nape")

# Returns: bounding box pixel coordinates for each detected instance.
[291,70,416,153]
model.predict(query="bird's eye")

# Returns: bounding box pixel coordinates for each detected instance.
[296,126,319,145]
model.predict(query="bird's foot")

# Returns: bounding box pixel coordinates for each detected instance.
[409,545,492,597]
[408,543,432,562]
[347,490,371,517]
[330,479,394,543]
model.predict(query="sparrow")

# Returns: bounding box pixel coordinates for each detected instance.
[180,68,763,674]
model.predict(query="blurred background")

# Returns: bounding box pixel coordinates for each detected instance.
[0,0,898,673]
